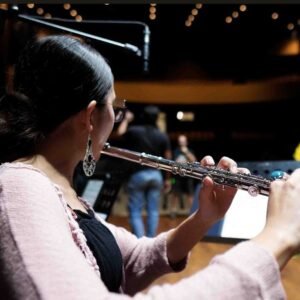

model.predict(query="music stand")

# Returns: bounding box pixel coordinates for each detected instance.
[196,160,300,243]
[75,156,130,220]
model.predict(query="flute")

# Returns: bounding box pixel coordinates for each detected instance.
[101,143,285,197]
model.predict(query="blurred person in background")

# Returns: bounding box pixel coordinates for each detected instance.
[169,134,196,218]
[117,106,172,237]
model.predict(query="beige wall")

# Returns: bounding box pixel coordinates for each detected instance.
[115,76,300,104]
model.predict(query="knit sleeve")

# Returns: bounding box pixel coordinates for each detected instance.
[138,241,286,300]
[0,164,286,300]
[103,220,286,299]
[102,221,188,295]
[0,165,109,299]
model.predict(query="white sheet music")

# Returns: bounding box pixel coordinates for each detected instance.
[221,190,268,239]
[81,179,104,207]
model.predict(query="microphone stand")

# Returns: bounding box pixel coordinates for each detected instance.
[41,18,151,73]
[1,5,143,58]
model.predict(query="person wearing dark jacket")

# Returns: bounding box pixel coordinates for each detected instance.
[117,106,171,237]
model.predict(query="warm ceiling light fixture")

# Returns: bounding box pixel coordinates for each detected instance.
[185,4,203,28]
[191,8,198,16]
[239,5,247,12]
[70,9,77,17]
[75,15,83,22]
[149,4,157,21]
[36,8,44,15]
[185,20,192,27]
[149,13,156,20]
[188,15,195,22]
[232,11,239,19]
[287,23,295,31]
[271,12,279,20]
[225,16,233,24]
[149,6,156,14]
[63,3,71,10]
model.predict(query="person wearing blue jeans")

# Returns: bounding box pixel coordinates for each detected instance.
[117,105,172,238]
[127,169,163,237]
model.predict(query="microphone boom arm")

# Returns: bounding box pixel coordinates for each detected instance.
[1,6,142,56]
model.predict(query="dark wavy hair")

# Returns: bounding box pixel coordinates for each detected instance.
[143,105,160,126]
[0,35,113,163]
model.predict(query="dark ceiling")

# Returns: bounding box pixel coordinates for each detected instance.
[14,3,300,81]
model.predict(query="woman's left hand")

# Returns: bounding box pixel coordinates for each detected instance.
[166,156,250,264]
[195,156,250,226]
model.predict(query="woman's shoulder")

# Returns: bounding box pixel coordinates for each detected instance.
[0,162,65,216]
[0,162,53,190]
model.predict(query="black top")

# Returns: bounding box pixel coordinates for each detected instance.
[73,209,123,293]
[122,125,171,173]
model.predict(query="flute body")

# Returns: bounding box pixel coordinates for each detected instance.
[101,143,275,197]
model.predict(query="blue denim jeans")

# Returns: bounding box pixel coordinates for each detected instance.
[127,169,163,238]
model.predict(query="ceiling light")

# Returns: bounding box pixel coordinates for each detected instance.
[225,16,233,24]
[63,3,71,10]
[239,5,247,12]
[271,12,279,20]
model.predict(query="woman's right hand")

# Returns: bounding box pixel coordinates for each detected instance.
[253,168,300,269]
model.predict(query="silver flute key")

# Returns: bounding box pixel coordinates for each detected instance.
[101,143,284,197]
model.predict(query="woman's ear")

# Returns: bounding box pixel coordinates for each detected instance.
[85,100,97,132]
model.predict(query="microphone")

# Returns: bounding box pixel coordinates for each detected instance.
[143,26,150,73]
[124,43,141,56]
[1,7,143,59]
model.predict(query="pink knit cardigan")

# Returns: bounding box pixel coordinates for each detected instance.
[0,163,286,299]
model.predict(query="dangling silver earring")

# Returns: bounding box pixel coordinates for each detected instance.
[83,134,96,177]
